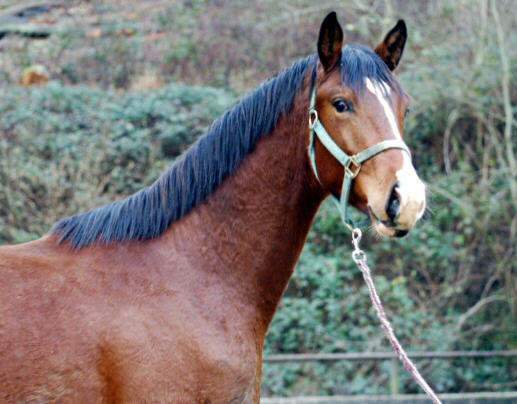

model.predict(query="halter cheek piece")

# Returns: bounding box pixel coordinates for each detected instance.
[308,85,411,231]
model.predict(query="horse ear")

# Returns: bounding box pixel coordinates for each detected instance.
[375,20,407,71]
[317,12,344,72]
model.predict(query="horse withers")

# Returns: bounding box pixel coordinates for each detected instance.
[0,12,425,403]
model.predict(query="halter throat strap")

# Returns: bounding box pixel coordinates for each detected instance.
[308,85,411,231]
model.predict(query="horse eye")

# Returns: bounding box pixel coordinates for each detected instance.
[333,99,353,113]
[404,108,411,118]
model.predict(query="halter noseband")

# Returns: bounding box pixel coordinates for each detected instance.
[308,84,411,231]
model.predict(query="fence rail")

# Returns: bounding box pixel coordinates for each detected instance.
[263,350,517,397]
[264,350,517,362]
[261,391,517,404]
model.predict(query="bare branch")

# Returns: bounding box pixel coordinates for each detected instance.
[491,0,517,205]
[456,294,508,331]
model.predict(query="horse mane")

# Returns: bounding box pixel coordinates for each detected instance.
[53,45,400,249]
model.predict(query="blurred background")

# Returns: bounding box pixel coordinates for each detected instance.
[0,0,516,401]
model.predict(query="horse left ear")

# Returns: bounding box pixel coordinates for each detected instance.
[375,20,407,71]
[317,12,344,72]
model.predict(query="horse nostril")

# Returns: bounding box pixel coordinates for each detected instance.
[386,184,400,223]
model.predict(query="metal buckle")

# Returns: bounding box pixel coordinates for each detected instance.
[308,109,318,129]
[345,156,361,179]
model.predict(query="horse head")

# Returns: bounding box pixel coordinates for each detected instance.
[310,12,426,237]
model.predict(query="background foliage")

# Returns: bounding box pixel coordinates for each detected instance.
[0,0,515,397]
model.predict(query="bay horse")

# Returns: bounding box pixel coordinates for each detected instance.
[0,12,426,403]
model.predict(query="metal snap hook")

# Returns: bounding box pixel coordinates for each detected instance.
[352,228,362,243]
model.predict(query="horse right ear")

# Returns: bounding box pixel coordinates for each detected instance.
[375,20,407,71]
[317,12,344,72]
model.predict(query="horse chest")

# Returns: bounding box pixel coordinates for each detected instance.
[97,301,261,403]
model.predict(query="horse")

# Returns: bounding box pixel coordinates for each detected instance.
[0,12,426,403]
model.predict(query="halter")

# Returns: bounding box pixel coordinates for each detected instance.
[308,84,411,231]
[308,81,442,404]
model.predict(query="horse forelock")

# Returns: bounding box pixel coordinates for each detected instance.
[339,44,402,98]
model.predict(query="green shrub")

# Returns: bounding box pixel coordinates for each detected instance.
[0,81,234,244]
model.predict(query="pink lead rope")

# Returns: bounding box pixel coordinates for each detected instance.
[351,228,442,404]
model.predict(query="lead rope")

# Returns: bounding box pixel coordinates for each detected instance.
[351,228,442,404]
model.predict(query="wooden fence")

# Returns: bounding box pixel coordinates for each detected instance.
[262,350,517,401]
[261,391,517,404]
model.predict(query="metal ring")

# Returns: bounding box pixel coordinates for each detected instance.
[352,250,366,263]
[308,109,318,129]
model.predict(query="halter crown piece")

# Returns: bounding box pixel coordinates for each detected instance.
[308,84,411,231]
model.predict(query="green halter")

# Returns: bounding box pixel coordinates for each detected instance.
[308,85,411,231]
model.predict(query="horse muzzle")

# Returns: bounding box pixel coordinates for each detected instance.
[369,177,426,238]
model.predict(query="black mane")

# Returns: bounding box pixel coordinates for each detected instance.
[53,45,400,249]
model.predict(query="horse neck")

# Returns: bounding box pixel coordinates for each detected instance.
[160,84,324,334]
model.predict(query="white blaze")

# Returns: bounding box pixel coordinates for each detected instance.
[365,79,400,140]
[365,79,426,225]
